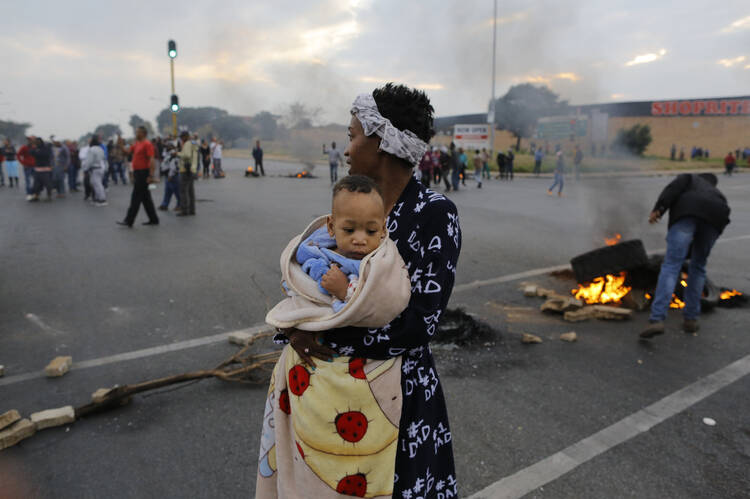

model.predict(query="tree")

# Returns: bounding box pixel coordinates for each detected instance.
[492,84,569,151]
[279,102,321,130]
[0,120,32,143]
[93,123,122,141]
[251,111,278,140]
[612,124,652,156]
[211,115,254,143]
[128,114,155,137]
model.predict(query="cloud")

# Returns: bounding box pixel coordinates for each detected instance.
[720,15,750,33]
[717,55,746,67]
[610,93,625,99]
[624,49,667,66]
[513,72,582,85]
[358,76,444,90]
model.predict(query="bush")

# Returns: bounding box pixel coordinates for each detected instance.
[612,124,652,156]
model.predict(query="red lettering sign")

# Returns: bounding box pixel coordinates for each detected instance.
[679,102,692,115]
[651,102,663,115]
[650,98,750,116]
[692,101,706,114]
[706,101,719,114]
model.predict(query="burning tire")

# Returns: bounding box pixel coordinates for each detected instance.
[571,239,649,284]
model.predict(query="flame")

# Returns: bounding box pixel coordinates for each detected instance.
[604,234,622,246]
[644,292,685,308]
[247,166,254,172]
[720,289,743,300]
[572,272,631,304]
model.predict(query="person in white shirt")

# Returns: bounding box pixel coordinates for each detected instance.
[212,139,224,178]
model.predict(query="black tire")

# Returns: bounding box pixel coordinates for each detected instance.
[571,239,649,284]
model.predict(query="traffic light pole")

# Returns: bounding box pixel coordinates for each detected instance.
[170,58,177,137]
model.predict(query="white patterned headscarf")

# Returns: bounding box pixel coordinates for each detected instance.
[351,93,428,167]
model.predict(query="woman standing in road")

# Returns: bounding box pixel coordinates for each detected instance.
[256,84,461,498]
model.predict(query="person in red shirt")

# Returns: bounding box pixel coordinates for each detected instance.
[118,126,159,227]
[17,136,37,197]
[724,152,736,176]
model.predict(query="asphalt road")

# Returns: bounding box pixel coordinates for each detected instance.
[1,159,748,498]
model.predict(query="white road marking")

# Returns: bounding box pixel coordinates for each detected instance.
[24,313,63,335]
[467,353,750,499]
[0,325,271,388]
[3,233,748,388]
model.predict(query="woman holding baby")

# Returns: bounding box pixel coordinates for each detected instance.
[256,84,461,498]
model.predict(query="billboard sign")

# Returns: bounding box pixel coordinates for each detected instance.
[453,124,490,150]
[536,116,588,140]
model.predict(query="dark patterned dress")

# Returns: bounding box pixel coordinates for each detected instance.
[325,177,462,498]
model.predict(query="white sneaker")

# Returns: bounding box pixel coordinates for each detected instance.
[95,201,108,207]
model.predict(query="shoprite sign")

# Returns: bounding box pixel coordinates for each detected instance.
[651,98,750,116]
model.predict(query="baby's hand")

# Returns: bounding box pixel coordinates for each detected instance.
[321,264,348,301]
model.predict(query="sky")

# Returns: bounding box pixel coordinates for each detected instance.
[3,0,750,138]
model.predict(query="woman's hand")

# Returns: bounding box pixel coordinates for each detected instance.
[321,264,348,300]
[648,210,661,224]
[284,328,337,368]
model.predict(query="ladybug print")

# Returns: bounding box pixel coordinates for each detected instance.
[335,411,368,443]
[278,389,291,415]
[288,365,311,396]
[336,473,367,497]
[348,358,366,380]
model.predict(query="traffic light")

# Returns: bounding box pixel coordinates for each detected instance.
[168,40,177,59]
[170,94,180,113]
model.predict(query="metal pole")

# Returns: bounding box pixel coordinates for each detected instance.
[170,58,177,137]
[490,0,497,159]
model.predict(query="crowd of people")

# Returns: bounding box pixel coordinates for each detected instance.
[0,129,233,223]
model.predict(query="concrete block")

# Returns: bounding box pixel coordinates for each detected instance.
[0,419,36,450]
[30,406,75,430]
[560,332,578,342]
[44,356,72,377]
[564,307,597,322]
[0,410,21,431]
[92,387,117,403]
[523,285,538,297]
[228,331,257,346]
[541,297,584,314]
[592,305,633,320]
[0,365,4,376]
[521,333,543,344]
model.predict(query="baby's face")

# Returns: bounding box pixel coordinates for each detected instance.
[327,190,387,259]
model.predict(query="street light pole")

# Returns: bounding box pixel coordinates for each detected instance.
[170,58,177,137]
[168,40,178,137]
[489,0,497,159]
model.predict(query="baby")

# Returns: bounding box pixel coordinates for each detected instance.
[296,175,387,312]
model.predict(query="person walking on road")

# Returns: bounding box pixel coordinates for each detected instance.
[177,130,198,217]
[449,143,460,191]
[533,146,544,176]
[2,139,19,188]
[252,140,265,176]
[323,141,343,184]
[17,137,36,196]
[473,149,482,188]
[118,126,159,227]
[212,139,225,178]
[198,140,211,179]
[506,147,515,181]
[724,151,736,176]
[52,140,70,197]
[496,149,506,180]
[481,147,490,179]
[640,173,730,338]
[573,144,583,180]
[29,138,54,201]
[66,140,80,192]
[158,146,180,211]
[83,136,107,206]
[547,151,565,196]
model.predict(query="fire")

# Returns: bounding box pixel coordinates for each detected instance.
[604,234,622,246]
[720,289,742,300]
[295,170,308,178]
[572,272,631,304]
[644,292,685,309]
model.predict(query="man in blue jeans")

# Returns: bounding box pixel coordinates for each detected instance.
[641,173,730,338]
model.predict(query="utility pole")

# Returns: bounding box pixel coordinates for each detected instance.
[489,0,497,159]
[168,40,178,137]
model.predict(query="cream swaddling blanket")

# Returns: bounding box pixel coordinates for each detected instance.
[265,215,411,331]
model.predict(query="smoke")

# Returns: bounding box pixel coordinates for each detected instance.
[577,175,651,246]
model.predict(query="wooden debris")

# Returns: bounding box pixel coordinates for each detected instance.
[560,332,578,342]
[0,419,36,450]
[44,356,72,377]
[0,410,21,431]
[521,333,543,344]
